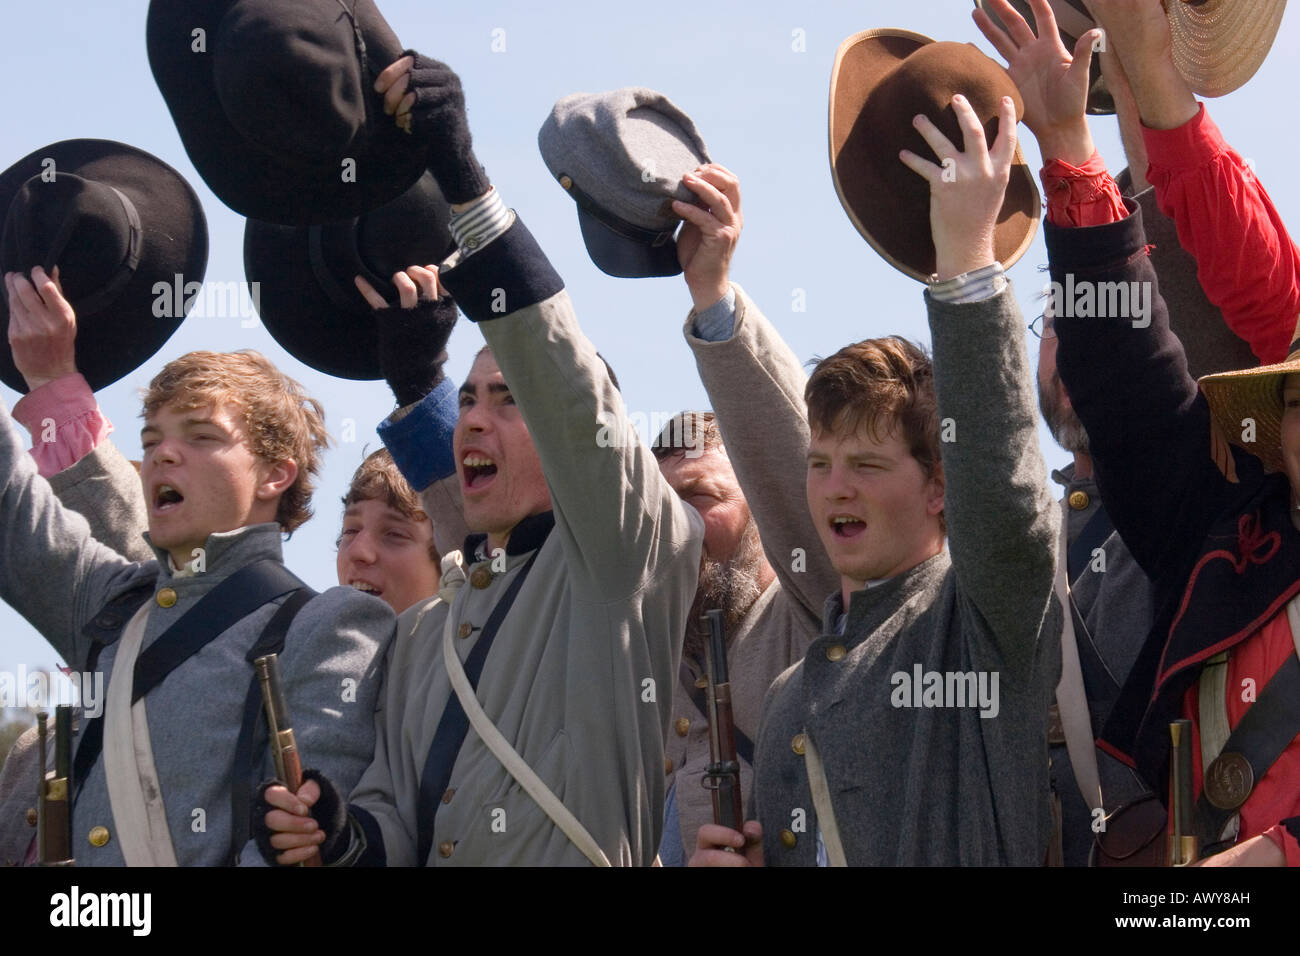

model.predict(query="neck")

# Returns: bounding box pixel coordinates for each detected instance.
[1072,450,1094,479]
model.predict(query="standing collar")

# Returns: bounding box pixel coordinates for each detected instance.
[463,511,556,562]
[145,522,285,578]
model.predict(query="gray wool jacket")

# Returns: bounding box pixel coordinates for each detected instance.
[345,219,704,866]
[664,286,837,855]
[0,406,395,866]
[752,282,1062,866]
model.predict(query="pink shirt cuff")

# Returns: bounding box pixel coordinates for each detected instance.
[11,373,112,478]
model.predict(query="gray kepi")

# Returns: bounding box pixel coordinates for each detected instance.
[539,88,711,278]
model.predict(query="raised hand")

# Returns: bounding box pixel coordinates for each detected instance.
[973,0,1098,165]
[356,266,459,407]
[5,266,79,391]
[674,163,743,314]
[899,94,1018,281]
[374,53,490,205]
[1085,0,1196,130]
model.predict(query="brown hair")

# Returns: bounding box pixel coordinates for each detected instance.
[805,337,943,525]
[651,410,725,460]
[142,350,329,533]
[342,448,438,564]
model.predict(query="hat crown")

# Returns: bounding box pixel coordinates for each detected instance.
[355,174,454,285]
[213,0,366,163]
[1,172,135,306]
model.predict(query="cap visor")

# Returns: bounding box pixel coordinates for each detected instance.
[577,208,681,278]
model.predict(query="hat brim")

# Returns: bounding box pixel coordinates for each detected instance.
[147,0,427,225]
[1200,355,1300,474]
[828,29,1040,283]
[1168,0,1286,98]
[0,139,208,393]
[577,207,683,279]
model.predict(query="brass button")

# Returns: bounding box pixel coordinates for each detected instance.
[458,621,474,639]
[559,174,573,190]
[780,829,797,849]
[1068,490,1090,511]
[25,808,37,827]
[791,733,806,755]
[156,587,177,608]
[470,566,492,589]
[438,841,454,859]
[664,758,674,775]
[441,788,455,804]
[675,717,690,737]
[88,825,110,847]
[694,676,708,689]
[826,644,846,662]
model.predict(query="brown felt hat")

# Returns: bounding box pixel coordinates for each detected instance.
[829,29,1040,282]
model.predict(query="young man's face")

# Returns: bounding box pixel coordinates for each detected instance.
[657,445,752,563]
[140,401,293,568]
[806,420,945,598]
[453,350,552,550]
[336,498,440,614]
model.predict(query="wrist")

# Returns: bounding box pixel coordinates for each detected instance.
[933,247,995,283]
[689,281,730,315]
[1126,60,1198,130]
[1035,123,1096,168]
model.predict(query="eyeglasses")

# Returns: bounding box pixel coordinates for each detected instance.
[1028,313,1057,340]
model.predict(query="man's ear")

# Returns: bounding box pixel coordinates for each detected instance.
[256,459,299,501]
[925,461,946,516]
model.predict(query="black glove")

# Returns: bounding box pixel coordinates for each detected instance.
[251,768,350,866]
[402,50,491,204]
[375,296,459,407]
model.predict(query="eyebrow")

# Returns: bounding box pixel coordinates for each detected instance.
[140,417,225,437]
[459,381,512,398]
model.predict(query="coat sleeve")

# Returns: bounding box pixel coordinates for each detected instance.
[925,282,1059,676]
[1046,202,1242,583]
[684,284,839,620]
[46,440,153,563]
[0,399,140,669]
[439,216,702,601]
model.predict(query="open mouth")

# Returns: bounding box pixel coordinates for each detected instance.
[462,454,498,491]
[830,515,866,539]
[350,580,383,596]
[153,483,185,513]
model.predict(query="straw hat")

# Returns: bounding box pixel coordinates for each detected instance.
[1168,0,1287,98]
[1199,319,1300,474]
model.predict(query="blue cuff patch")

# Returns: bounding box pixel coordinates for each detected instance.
[377,377,458,490]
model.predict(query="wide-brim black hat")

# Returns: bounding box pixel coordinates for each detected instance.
[0,139,208,393]
[147,0,428,226]
[244,172,454,380]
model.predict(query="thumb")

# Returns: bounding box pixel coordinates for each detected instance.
[1068,30,1101,86]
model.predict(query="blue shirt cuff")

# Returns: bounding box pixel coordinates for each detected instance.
[689,286,738,341]
[376,376,458,490]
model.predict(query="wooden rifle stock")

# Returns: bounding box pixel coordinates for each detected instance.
[38,706,74,866]
[702,610,745,836]
[1169,719,1198,866]
[255,654,321,867]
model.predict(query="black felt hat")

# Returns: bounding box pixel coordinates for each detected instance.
[244,172,454,380]
[147,0,428,225]
[0,139,208,394]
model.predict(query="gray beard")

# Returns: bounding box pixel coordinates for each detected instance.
[1038,368,1091,456]
[684,517,766,665]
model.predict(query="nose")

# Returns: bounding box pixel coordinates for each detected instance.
[149,436,182,467]
[822,462,854,501]
[459,398,492,433]
[345,528,379,565]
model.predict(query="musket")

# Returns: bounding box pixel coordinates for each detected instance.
[701,609,745,837]
[1169,719,1198,866]
[37,706,74,866]
[254,653,321,867]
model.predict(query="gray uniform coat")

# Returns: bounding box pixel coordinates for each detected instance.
[665,286,837,854]
[347,219,703,866]
[752,283,1062,865]
[0,404,394,865]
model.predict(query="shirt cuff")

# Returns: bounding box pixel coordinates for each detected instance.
[11,372,111,478]
[1142,102,1225,174]
[448,187,513,260]
[1266,819,1300,867]
[376,376,458,491]
[1040,150,1127,228]
[928,262,1006,303]
[689,286,737,341]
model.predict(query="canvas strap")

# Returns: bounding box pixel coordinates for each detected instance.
[102,603,178,867]
[802,729,847,867]
[1055,507,1104,813]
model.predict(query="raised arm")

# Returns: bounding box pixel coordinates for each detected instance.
[901,92,1058,671]
[676,165,838,619]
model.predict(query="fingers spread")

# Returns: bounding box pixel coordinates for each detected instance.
[990,96,1019,170]
[952,95,989,156]
[898,148,940,184]
[987,0,1038,47]
[973,7,1021,64]
[912,112,957,162]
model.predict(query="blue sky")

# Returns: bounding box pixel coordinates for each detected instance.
[2,0,1298,679]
